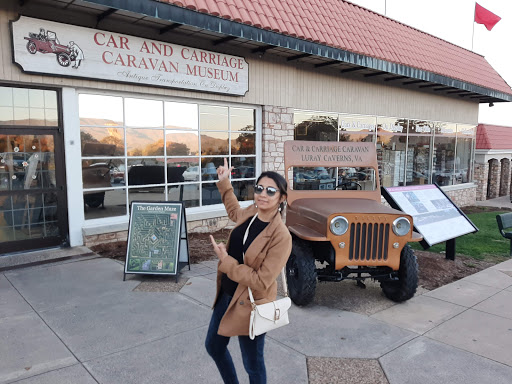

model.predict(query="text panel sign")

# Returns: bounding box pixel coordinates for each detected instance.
[385,184,475,246]
[125,202,183,275]
[12,16,248,95]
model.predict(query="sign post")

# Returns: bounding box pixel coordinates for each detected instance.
[124,201,190,282]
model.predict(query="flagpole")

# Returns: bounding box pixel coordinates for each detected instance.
[472,2,476,51]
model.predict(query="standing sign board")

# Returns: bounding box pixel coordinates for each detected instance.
[382,184,478,258]
[124,201,189,281]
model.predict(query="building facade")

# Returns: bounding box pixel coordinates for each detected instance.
[1,0,511,254]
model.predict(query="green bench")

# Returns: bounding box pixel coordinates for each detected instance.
[496,212,512,257]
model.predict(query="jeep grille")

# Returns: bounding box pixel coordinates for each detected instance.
[349,222,390,261]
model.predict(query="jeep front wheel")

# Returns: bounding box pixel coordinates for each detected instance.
[380,245,418,302]
[286,237,317,306]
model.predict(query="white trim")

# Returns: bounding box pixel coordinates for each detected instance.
[62,87,85,246]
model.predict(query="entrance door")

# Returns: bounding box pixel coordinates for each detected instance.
[0,87,68,254]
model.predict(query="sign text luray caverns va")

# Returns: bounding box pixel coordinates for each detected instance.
[11,16,249,95]
[285,141,376,166]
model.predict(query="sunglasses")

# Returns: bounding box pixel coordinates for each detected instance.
[254,184,278,197]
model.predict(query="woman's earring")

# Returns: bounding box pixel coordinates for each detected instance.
[255,203,258,208]
[278,206,282,212]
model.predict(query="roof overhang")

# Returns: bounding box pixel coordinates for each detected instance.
[18,0,512,103]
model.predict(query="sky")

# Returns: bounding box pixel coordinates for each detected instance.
[347,0,512,126]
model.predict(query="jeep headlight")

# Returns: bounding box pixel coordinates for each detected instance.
[330,216,349,236]
[392,217,411,236]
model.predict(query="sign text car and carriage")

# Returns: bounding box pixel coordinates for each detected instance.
[288,142,373,165]
[11,16,248,96]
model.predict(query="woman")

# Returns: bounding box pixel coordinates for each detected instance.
[206,158,292,384]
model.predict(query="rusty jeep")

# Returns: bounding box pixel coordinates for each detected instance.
[284,140,422,305]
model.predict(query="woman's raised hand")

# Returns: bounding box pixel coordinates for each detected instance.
[217,158,233,181]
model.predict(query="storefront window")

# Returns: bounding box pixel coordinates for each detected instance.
[338,114,376,143]
[433,122,457,186]
[406,120,433,186]
[455,125,475,184]
[294,111,338,141]
[80,95,257,220]
[0,87,58,126]
[377,117,408,188]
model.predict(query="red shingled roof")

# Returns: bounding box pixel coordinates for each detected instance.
[158,0,512,96]
[476,124,512,150]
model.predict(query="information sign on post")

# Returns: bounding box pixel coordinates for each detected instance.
[382,184,478,259]
[124,201,190,282]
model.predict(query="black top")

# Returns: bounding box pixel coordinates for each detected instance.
[220,215,269,297]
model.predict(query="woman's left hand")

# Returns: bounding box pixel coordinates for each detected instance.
[210,235,228,261]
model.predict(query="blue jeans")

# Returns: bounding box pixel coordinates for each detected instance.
[205,292,266,384]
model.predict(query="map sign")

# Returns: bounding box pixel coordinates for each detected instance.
[125,201,187,276]
[383,184,477,246]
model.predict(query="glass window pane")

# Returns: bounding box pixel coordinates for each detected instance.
[44,90,57,109]
[231,108,254,131]
[201,158,224,181]
[377,117,408,187]
[13,107,30,125]
[292,166,337,190]
[81,127,124,156]
[127,159,166,186]
[84,188,127,219]
[202,182,221,205]
[125,98,163,127]
[294,112,338,141]
[200,105,228,131]
[128,187,165,205]
[29,89,45,108]
[29,108,45,125]
[79,94,123,126]
[406,135,431,186]
[231,132,255,155]
[339,114,377,142]
[82,160,113,190]
[0,87,13,107]
[201,131,228,155]
[44,108,58,126]
[13,88,29,107]
[231,157,256,179]
[433,136,456,186]
[0,107,14,125]
[166,130,199,156]
[169,183,199,207]
[126,128,164,156]
[165,102,198,130]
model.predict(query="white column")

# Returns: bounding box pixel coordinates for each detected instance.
[62,87,85,246]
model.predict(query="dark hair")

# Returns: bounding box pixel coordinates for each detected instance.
[256,171,288,214]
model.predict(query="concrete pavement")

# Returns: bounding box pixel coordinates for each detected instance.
[1,251,512,384]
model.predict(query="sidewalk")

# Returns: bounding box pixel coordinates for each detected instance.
[1,250,512,384]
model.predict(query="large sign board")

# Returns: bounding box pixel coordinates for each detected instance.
[383,184,477,246]
[125,201,189,280]
[11,16,248,96]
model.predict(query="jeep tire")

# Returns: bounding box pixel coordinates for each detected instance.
[380,244,418,302]
[286,237,317,306]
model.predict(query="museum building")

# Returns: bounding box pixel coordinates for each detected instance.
[1,0,511,255]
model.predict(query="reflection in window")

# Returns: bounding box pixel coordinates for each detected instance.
[406,120,433,186]
[377,117,408,188]
[294,109,475,190]
[0,86,58,126]
[294,112,338,141]
[80,94,257,219]
[291,166,376,191]
[433,123,456,186]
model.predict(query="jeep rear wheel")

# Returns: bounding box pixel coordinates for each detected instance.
[286,237,317,306]
[380,245,418,302]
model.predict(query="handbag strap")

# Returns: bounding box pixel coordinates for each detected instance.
[242,214,288,304]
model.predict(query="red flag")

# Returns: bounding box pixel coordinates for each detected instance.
[475,3,501,31]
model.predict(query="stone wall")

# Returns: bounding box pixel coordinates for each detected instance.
[488,159,500,199]
[499,159,510,197]
[262,105,294,173]
[443,185,477,207]
[474,161,488,201]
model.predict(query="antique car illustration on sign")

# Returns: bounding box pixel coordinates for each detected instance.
[284,140,423,306]
[24,28,83,68]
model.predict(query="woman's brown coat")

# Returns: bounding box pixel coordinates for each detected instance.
[213,177,292,337]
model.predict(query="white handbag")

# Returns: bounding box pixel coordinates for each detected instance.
[243,214,291,340]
